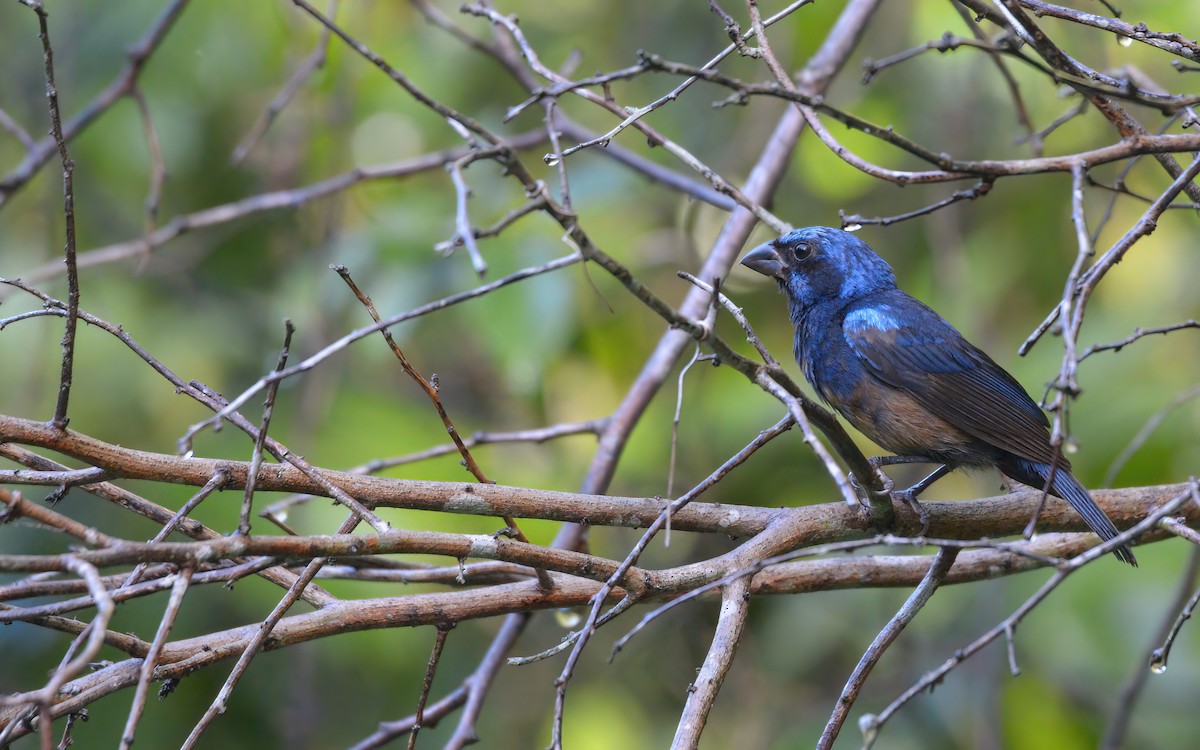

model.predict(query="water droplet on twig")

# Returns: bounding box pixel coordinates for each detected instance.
[555,607,583,629]
[1149,648,1168,674]
[858,713,879,744]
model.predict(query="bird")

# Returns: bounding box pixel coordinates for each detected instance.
[740,226,1136,566]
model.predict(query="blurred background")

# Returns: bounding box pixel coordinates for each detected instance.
[1,1,1199,747]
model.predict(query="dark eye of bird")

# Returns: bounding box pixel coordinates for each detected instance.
[791,244,813,262]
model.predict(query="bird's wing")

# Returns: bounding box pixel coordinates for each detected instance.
[842,300,1058,465]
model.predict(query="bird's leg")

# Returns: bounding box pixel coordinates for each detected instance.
[893,464,953,534]
[864,455,925,496]
[867,455,930,497]
[869,454,932,468]
[868,456,950,534]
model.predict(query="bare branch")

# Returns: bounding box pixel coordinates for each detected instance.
[819,547,959,749]
[670,576,753,749]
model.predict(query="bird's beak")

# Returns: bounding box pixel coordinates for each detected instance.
[740,243,786,279]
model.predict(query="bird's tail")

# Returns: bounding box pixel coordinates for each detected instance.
[1004,458,1137,566]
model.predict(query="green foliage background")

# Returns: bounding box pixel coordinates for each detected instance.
[1,2,1199,748]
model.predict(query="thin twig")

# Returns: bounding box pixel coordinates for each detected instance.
[547,412,796,745]
[232,0,339,164]
[22,1,81,430]
[1148,575,1200,673]
[866,484,1199,744]
[446,157,489,275]
[183,253,581,441]
[0,106,36,150]
[839,180,993,228]
[408,623,454,750]
[332,265,548,587]
[1021,153,1200,355]
[0,557,115,710]
[818,547,960,749]
[130,87,166,270]
[179,557,327,749]
[0,0,191,209]
[240,320,295,535]
[1104,384,1200,487]
[118,566,193,750]
[1101,547,1200,749]
[1081,320,1200,361]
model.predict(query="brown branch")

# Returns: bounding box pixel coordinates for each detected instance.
[0,518,1190,742]
[0,444,330,607]
[0,531,640,591]
[0,413,1189,542]
[0,489,115,547]
[865,483,1198,745]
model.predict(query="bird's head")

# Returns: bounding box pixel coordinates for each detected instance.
[740,226,896,312]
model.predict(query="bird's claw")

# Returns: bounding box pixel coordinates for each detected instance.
[873,469,895,495]
[852,467,931,532]
[847,472,865,506]
[893,489,931,535]
[847,472,875,509]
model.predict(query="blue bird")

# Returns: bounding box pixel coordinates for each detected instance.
[741,226,1135,565]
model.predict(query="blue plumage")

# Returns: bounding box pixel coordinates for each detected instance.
[741,226,1135,565]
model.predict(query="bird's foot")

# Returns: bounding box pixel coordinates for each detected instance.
[847,472,869,509]
[849,470,892,510]
[893,488,931,535]
[872,467,895,495]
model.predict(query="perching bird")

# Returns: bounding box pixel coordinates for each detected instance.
[741,226,1135,566]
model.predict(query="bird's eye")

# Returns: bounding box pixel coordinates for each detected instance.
[791,244,813,262]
